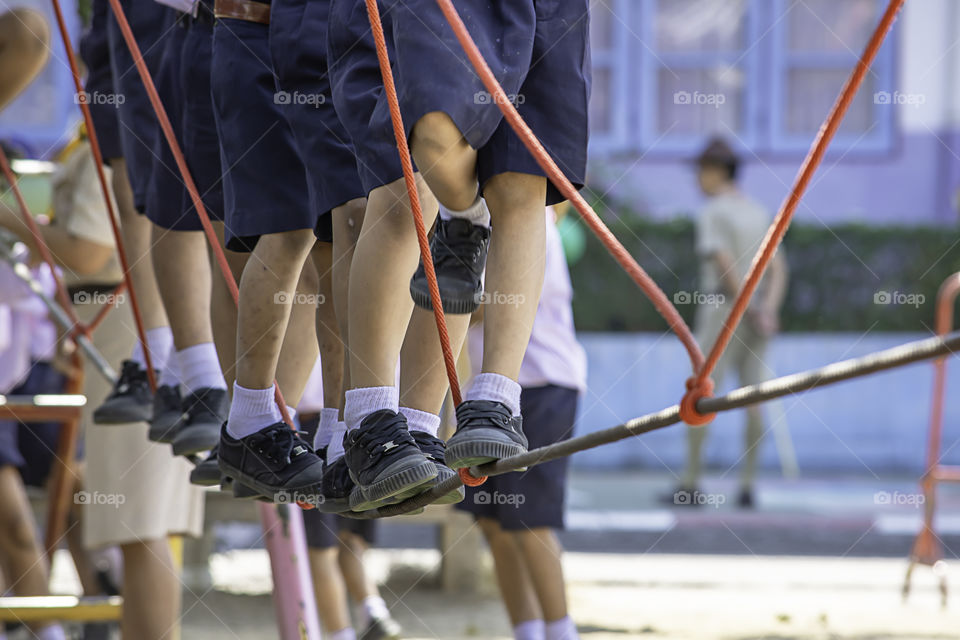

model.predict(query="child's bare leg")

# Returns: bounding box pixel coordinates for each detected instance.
[476,172,546,379]
[347,177,436,391]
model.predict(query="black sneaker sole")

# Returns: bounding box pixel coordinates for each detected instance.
[189,463,221,487]
[218,458,323,496]
[171,423,220,457]
[233,481,271,502]
[92,403,152,425]
[409,280,479,315]
[148,413,182,443]
[444,432,527,470]
[349,458,438,511]
[314,494,352,513]
[426,464,465,505]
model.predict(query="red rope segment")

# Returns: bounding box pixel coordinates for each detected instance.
[103,0,294,427]
[679,0,905,425]
[364,0,462,406]
[50,0,157,390]
[0,149,79,327]
[432,0,703,376]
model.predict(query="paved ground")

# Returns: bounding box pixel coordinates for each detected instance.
[178,551,960,639]
[45,472,960,639]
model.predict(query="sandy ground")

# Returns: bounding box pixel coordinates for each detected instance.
[172,550,960,640]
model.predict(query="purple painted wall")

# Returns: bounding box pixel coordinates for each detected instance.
[587,131,960,226]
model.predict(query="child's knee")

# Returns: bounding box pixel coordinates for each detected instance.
[411,111,465,161]
[484,172,547,218]
[333,197,367,248]
[255,228,316,265]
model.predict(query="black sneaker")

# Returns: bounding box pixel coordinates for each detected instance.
[344,410,437,511]
[148,384,182,443]
[171,387,229,456]
[189,446,222,487]
[218,422,324,495]
[445,400,527,469]
[93,360,153,424]
[313,452,353,513]
[411,431,464,505]
[409,217,490,314]
[360,614,402,640]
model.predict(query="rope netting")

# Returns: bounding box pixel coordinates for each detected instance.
[6,0,929,520]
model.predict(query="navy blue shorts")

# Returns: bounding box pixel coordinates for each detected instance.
[327,0,406,194]
[210,16,316,252]
[0,362,80,488]
[106,0,174,212]
[374,0,591,205]
[302,509,376,548]
[297,413,376,548]
[79,0,122,161]
[270,0,364,240]
[144,14,191,230]
[178,4,225,229]
[456,385,578,530]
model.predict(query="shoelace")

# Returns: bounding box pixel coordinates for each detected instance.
[432,220,486,273]
[455,401,512,429]
[410,431,444,460]
[248,425,309,465]
[114,361,146,393]
[353,414,412,463]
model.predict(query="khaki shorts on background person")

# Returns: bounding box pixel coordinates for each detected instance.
[77,299,203,548]
[694,302,770,389]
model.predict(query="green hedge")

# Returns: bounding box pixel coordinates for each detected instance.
[568,208,960,332]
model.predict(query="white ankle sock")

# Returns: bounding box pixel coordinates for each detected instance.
[35,624,67,640]
[327,421,347,462]
[227,383,282,439]
[544,616,578,640]
[315,407,339,450]
[465,373,522,416]
[158,344,181,388]
[399,406,440,437]
[131,326,173,371]
[344,386,398,431]
[328,628,356,640]
[514,619,545,640]
[177,342,227,393]
[361,595,390,626]
[441,195,490,227]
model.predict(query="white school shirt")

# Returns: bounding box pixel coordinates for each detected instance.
[0,256,58,392]
[468,207,587,392]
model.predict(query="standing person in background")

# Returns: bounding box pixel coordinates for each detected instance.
[0,122,205,640]
[0,7,49,111]
[458,205,586,640]
[0,250,68,640]
[671,137,788,509]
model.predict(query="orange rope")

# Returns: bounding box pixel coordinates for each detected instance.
[679,0,905,424]
[365,0,462,406]
[50,0,158,390]
[102,0,293,427]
